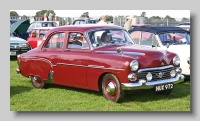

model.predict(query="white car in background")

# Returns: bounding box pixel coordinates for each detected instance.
[176,22,190,31]
[129,26,190,80]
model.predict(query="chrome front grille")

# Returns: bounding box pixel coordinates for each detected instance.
[136,65,175,82]
[10,43,20,48]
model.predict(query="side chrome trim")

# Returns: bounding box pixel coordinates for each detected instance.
[121,74,184,90]
[95,51,145,56]
[138,65,174,73]
[21,57,124,71]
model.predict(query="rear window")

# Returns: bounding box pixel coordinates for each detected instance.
[40,22,58,27]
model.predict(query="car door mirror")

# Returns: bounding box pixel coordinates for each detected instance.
[166,43,170,48]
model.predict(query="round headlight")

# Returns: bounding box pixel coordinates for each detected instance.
[146,72,152,81]
[130,60,139,71]
[170,70,176,77]
[173,55,180,66]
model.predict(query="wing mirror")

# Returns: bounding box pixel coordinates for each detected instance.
[166,43,170,48]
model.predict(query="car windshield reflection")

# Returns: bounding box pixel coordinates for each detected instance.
[88,29,135,48]
[159,32,190,45]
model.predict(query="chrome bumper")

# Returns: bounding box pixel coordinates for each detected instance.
[121,74,184,90]
[16,68,20,74]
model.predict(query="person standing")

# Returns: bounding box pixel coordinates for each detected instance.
[97,15,107,24]
[48,13,54,21]
[41,13,49,21]
[54,16,60,26]
[124,16,133,31]
[84,15,90,24]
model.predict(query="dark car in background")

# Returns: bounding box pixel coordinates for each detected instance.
[27,21,59,33]
[10,20,17,26]
[72,18,98,25]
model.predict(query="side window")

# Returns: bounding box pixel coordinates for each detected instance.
[130,31,140,44]
[44,32,65,49]
[140,32,153,46]
[74,21,80,25]
[67,33,89,49]
[36,23,42,27]
[39,30,48,38]
[79,21,85,24]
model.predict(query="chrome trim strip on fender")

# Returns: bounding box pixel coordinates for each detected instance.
[138,65,174,73]
[21,57,124,71]
[121,74,184,90]
[95,51,145,56]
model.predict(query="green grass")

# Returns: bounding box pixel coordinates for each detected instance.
[10,59,190,111]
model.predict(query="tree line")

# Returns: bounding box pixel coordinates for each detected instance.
[10,10,190,25]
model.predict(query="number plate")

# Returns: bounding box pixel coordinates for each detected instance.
[10,51,16,55]
[154,83,173,92]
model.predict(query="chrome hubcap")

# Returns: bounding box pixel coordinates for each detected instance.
[106,82,115,96]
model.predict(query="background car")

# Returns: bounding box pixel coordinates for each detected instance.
[10,19,30,40]
[72,18,98,25]
[16,24,184,103]
[129,26,190,78]
[10,20,17,26]
[27,21,58,34]
[27,27,54,49]
[176,22,190,31]
[10,32,31,57]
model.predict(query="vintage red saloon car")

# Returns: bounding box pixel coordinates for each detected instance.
[16,24,184,103]
[27,27,55,49]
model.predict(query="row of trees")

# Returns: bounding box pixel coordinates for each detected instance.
[10,10,190,25]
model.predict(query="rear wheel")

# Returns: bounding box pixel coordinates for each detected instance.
[102,74,124,103]
[31,76,45,88]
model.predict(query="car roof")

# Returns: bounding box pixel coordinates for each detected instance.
[177,22,190,26]
[32,27,55,30]
[129,26,189,34]
[31,21,56,24]
[45,24,124,36]
[10,20,17,22]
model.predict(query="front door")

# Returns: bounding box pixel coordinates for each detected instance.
[59,32,90,88]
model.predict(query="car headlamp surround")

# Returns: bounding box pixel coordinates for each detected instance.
[173,55,180,66]
[130,60,139,71]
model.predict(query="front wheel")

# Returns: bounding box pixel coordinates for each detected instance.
[102,74,125,103]
[31,76,45,88]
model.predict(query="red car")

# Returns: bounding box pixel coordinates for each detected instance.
[27,27,55,49]
[16,24,184,103]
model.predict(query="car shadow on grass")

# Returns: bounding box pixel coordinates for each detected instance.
[10,86,33,97]
[122,81,190,103]
[44,84,103,97]
[10,57,17,61]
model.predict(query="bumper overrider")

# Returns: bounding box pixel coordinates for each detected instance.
[16,68,21,74]
[121,73,184,90]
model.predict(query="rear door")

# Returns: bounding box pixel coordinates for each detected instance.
[36,32,66,82]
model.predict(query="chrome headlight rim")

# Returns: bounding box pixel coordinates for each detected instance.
[173,55,180,66]
[130,60,139,71]
[19,43,27,47]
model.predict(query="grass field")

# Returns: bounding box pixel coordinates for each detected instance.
[10,59,190,111]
